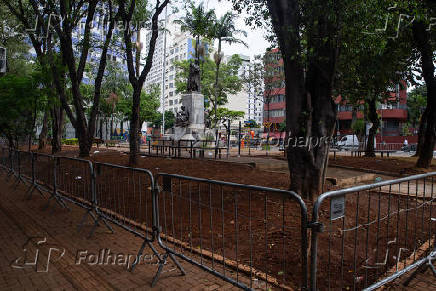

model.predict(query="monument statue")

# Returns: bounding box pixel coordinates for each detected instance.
[187,62,201,93]
[175,105,190,127]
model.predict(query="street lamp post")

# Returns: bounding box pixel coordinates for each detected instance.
[0,46,6,75]
[161,5,168,136]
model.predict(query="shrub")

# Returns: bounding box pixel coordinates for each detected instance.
[62,138,79,145]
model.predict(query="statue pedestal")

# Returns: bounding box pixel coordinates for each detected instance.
[174,92,205,141]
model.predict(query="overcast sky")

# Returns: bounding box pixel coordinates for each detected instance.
[173,0,271,59]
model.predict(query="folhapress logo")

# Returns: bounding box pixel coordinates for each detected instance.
[11,237,65,273]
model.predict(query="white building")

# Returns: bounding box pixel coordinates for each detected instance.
[143,14,212,116]
[222,54,263,126]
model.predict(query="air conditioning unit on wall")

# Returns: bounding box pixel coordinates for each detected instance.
[0,47,6,73]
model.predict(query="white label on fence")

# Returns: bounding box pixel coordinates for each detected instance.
[330,196,345,220]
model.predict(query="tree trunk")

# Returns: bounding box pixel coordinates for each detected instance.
[129,88,142,165]
[110,117,114,139]
[413,21,436,168]
[267,0,338,199]
[121,120,124,138]
[365,97,379,157]
[38,110,49,150]
[99,117,103,140]
[414,107,428,157]
[50,106,65,154]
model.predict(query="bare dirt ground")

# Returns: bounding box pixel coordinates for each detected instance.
[38,146,294,190]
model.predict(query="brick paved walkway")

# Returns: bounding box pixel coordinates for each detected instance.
[0,172,240,290]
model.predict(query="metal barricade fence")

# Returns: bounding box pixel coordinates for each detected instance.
[55,156,94,208]
[93,162,156,239]
[17,150,33,182]
[32,152,68,209]
[155,173,308,290]
[54,156,99,228]
[92,162,182,277]
[33,152,55,191]
[0,147,11,172]
[310,172,436,290]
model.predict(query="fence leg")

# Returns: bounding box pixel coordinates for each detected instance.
[130,240,162,272]
[152,253,168,287]
[87,215,101,238]
[43,192,69,211]
[77,208,99,233]
[151,250,186,287]
[27,184,47,200]
[168,253,186,275]
[87,213,114,239]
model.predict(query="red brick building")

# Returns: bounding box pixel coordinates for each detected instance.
[263,48,410,140]
[336,81,408,137]
[263,48,285,137]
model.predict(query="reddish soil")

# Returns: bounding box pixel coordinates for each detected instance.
[330,156,436,176]
[19,146,434,290]
[44,146,294,190]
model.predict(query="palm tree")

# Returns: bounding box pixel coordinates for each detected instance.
[210,12,247,143]
[173,2,216,66]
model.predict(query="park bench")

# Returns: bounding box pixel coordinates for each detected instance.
[105,140,122,148]
[351,150,396,158]
[92,138,104,148]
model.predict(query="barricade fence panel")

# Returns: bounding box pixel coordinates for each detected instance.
[55,157,93,208]
[310,173,436,290]
[0,147,9,169]
[10,149,19,175]
[94,162,155,240]
[155,173,308,290]
[18,150,33,181]
[33,153,55,191]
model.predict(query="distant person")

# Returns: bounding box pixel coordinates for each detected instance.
[404,139,408,146]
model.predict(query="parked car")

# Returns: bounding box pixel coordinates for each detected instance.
[337,134,359,151]
[401,144,417,152]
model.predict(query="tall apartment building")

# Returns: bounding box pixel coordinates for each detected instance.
[263,48,285,136]
[144,14,210,115]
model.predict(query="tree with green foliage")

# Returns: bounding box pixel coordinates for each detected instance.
[118,0,170,165]
[0,73,45,149]
[3,0,120,157]
[209,12,247,131]
[0,2,32,76]
[214,108,245,127]
[232,0,354,198]
[117,85,161,133]
[409,1,436,167]
[175,55,243,126]
[153,110,176,130]
[407,85,427,136]
[174,1,216,66]
[335,1,413,157]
